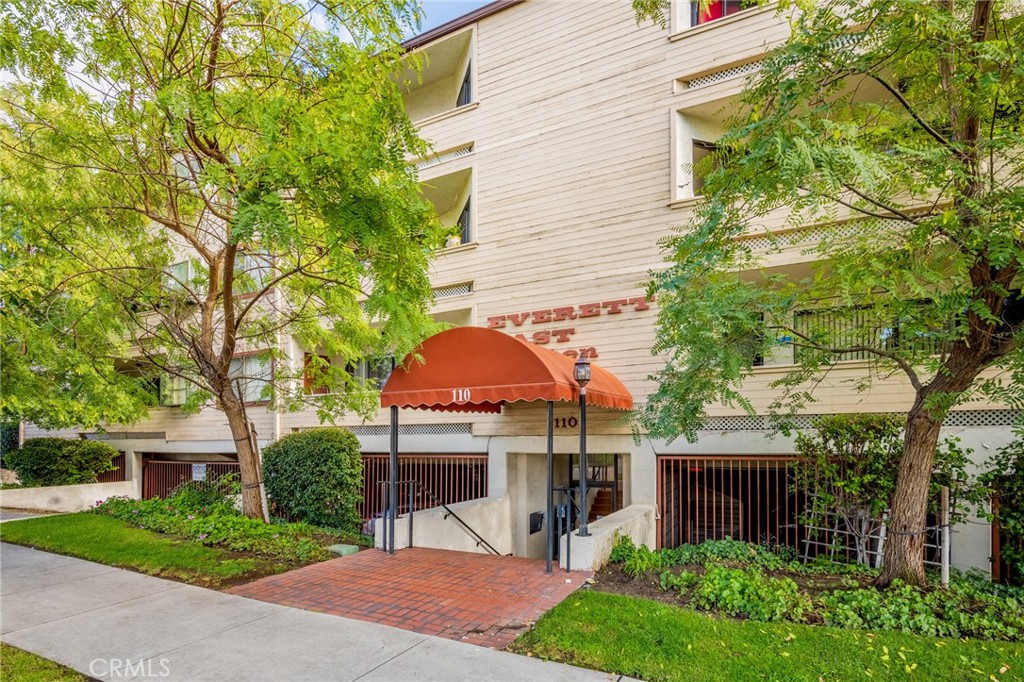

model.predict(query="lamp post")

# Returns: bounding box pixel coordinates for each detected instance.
[574,352,592,538]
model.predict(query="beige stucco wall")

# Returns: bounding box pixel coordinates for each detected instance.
[560,504,658,571]
[374,495,512,555]
[1,481,137,513]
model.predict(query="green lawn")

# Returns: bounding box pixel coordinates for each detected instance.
[511,590,1023,682]
[0,513,288,589]
[0,643,89,682]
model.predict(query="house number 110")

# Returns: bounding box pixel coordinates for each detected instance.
[554,417,579,428]
[452,389,472,402]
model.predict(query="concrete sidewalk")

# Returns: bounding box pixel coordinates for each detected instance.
[0,543,623,682]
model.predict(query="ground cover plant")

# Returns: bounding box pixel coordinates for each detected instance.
[511,590,1023,682]
[0,477,368,588]
[0,513,279,589]
[603,537,1024,642]
[94,476,369,563]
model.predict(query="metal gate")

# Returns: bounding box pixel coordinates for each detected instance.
[143,454,488,522]
[97,454,127,483]
[658,456,804,550]
[360,453,488,522]
[143,460,241,499]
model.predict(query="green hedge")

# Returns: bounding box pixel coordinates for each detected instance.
[611,535,1024,641]
[4,438,119,486]
[262,428,363,532]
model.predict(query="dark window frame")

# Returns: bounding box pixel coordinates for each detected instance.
[456,63,472,108]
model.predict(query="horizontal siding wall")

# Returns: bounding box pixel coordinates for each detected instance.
[26,1,1014,445]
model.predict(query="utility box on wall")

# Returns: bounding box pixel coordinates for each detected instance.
[529,511,544,534]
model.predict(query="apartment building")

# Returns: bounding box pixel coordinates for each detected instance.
[28,0,1016,574]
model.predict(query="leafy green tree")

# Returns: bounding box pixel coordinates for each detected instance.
[636,0,1023,585]
[794,414,976,567]
[0,0,444,520]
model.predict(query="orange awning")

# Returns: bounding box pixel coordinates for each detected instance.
[380,327,633,413]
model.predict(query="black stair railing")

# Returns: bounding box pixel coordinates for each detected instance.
[378,479,504,556]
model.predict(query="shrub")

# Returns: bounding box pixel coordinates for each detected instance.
[0,419,19,464]
[661,538,790,570]
[692,567,812,623]
[5,438,118,486]
[262,428,364,532]
[609,533,637,564]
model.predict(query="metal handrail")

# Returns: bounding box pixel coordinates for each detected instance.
[377,479,504,556]
[413,480,504,555]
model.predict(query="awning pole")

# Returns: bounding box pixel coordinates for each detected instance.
[389,404,398,555]
[546,401,554,574]
[579,387,590,537]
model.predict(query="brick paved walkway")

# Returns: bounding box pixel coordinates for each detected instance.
[228,548,592,649]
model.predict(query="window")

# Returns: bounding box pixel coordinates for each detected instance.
[691,140,719,196]
[234,252,273,294]
[365,357,394,387]
[674,112,726,202]
[159,374,190,406]
[689,0,755,27]
[229,355,272,403]
[736,313,766,367]
[164,261,191,291]
[457,198,471,245]
[399,29,473,122]
[421,167,473,247]
[303,354,331,395]
[456,63,472,108]
[348,356,394,387]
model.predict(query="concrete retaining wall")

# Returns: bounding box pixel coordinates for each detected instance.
[1,481,137,513]
[375,495,513,555]
[560,504,657,571]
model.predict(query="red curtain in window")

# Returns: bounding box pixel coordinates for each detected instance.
[303,354,330,395]
[698,1,744,25]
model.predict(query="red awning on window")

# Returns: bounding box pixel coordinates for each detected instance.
[380,327,633,413]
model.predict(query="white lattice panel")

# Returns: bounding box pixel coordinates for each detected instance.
[683,62,760,90]
[943,410,1019,428]
[350,423,473,436]
[434,282,473,299]
[739,218,900,252]
[415,145,474,172]
[700,410,1019,432]
[700,415,768,431]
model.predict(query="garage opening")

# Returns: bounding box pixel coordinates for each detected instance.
[658,456,805,550]
[658,455,946,567]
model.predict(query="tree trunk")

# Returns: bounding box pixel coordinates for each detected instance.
[875,401,944,587]
[222,393,269,522]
